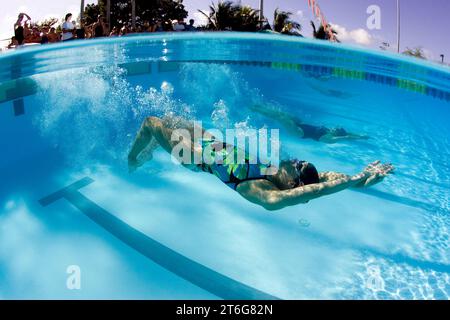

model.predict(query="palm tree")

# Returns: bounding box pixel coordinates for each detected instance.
[273,8,301,34]
[199,1,237,30]
[402,47,426,59]
[235,5,260,31]
[311,21,339,42]
[273,9,291,32]
[198,1,259,31]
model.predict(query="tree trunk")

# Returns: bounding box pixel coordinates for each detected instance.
[259,0,264,24]
[131,0,136,29]
[106,0,111,33]
[80,0,85,22]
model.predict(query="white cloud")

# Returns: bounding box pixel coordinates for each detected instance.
[331,24,373,46]
[296,10,304,19]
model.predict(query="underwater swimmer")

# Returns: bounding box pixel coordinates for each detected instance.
[249,104,369,144]
[128,116,394,211]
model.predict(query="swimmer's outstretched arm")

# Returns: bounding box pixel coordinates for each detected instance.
[238,172,368,211]
[238,161,394,211]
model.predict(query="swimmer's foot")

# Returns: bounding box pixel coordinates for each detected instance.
[139,141,156,162]
[128,138,159,173]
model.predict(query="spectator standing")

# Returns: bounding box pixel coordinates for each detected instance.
[164,20,174,31]
[47,27,60,43]
[154,20,164,32]
[119,24,129,36]
[40,26,50,44]
[14,13,31,45]
[28,26,42,43]
[7,37,19,49]
[185,19,196,31]
[109,26,119,37]
[62,13,75,41]
[76,20,86,39]
[93,15,107,37]
[143,21,153,32]
[173,19,185,31]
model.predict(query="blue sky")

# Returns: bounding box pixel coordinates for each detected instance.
[1,1,448,62]
[186,0,450,61]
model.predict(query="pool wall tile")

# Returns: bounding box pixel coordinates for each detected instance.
[1,59,449,105]
[0,78,37,103]
[119,61,152,76]
[158,61,180,72]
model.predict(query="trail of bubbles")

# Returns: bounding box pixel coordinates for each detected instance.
[179,63,265,121]
[33,62,287,166]
[133,81,194,121]
[32,66,194,166]
[211,99,230,129]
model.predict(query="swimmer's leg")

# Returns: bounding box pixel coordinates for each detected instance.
[128,117,164,171]
[129,117,157,158]
[136,137,159,164]
[319,132,370,144]
[128,116,204,172]
[163,115,215,141]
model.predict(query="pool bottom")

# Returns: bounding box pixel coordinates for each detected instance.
[1,147,448,299]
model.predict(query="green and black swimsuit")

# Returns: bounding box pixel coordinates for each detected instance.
[199,139,273,190]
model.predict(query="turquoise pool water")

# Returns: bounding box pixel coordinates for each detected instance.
[0,33,449,300]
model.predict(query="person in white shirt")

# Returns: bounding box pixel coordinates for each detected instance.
[173,20,185,31]
[62,13,75,41]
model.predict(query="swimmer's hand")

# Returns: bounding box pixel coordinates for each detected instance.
[355,161,395,188]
